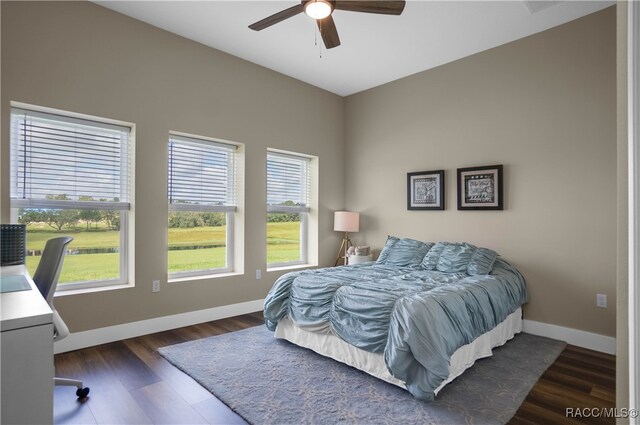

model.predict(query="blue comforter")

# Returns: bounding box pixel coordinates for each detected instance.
[263,259,527,400]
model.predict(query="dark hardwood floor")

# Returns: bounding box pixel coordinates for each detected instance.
[54,313,615,424]
[509,345,616,425]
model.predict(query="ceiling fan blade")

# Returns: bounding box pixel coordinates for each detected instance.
[249,4,304,31]
[317,15,341,49]
[334,1,405,15]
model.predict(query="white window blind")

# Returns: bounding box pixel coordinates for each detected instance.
[168,134,237,212]
[10,108,132,211]
[267,152,310,213]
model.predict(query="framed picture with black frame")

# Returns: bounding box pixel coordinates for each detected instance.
[457,164,503,210]
[407,170,445,210]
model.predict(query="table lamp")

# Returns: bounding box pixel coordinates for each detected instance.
[334,211,359,266]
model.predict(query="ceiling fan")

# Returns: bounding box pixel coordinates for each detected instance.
[249,0,406,49]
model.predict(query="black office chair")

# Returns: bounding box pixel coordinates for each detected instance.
[34,237,90,399]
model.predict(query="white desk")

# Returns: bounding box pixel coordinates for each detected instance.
[1,265,54,425]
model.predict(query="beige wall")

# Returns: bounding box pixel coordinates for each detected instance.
[0,1,345,332]
[616,0,629,414]
[345,7,617,336]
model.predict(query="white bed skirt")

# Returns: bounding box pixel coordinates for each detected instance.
[275,307,523,395]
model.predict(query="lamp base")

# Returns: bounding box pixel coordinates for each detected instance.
[334,232,353,266]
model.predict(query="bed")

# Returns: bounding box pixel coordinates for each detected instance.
[263,237,528,400]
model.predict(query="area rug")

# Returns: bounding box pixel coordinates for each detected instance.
[158,325,565,425]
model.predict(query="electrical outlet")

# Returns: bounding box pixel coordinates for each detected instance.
[152,280,160,293]
[256,269,262,280]
[596,293,607,308]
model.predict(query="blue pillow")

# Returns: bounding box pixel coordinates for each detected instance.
[421,242,446,270]
[467,248,498,275]
[376,236,399,264]
[377,237,433,269]
[421,242,498,275]
[436,243,475,273]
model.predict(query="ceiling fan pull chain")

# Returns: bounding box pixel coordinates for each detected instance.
[315,20,322,59]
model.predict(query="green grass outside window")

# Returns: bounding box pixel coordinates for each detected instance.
[24,221,301,284]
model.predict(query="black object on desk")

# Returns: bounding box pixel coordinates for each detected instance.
[0,224,26,266]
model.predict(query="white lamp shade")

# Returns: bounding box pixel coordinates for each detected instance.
[334,211,359,232]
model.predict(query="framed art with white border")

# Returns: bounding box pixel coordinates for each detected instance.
[457,165,503,210]
[407,170,445,210]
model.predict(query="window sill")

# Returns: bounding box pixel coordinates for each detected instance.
[55,282,135,297]
[169,271,243,284]
[267,263,317,273]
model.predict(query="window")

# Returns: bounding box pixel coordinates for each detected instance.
[167,134,237,278]
[267,151,311,267]
[10,105,133,291]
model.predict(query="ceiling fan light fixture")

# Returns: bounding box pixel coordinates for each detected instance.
[304,0,333,20]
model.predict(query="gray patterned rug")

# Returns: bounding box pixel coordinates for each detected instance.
[158,325,565,425]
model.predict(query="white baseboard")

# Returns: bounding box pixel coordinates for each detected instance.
[523,319,616,355]
[54,299,264,354]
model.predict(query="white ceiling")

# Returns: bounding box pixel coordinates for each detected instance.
[94,0,613,96]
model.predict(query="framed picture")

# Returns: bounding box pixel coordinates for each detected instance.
[407,170,445,210]
[457,164,503,210]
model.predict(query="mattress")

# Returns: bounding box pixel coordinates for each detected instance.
[275,307,522,395]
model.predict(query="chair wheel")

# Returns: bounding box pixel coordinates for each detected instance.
[76,387,90,399]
